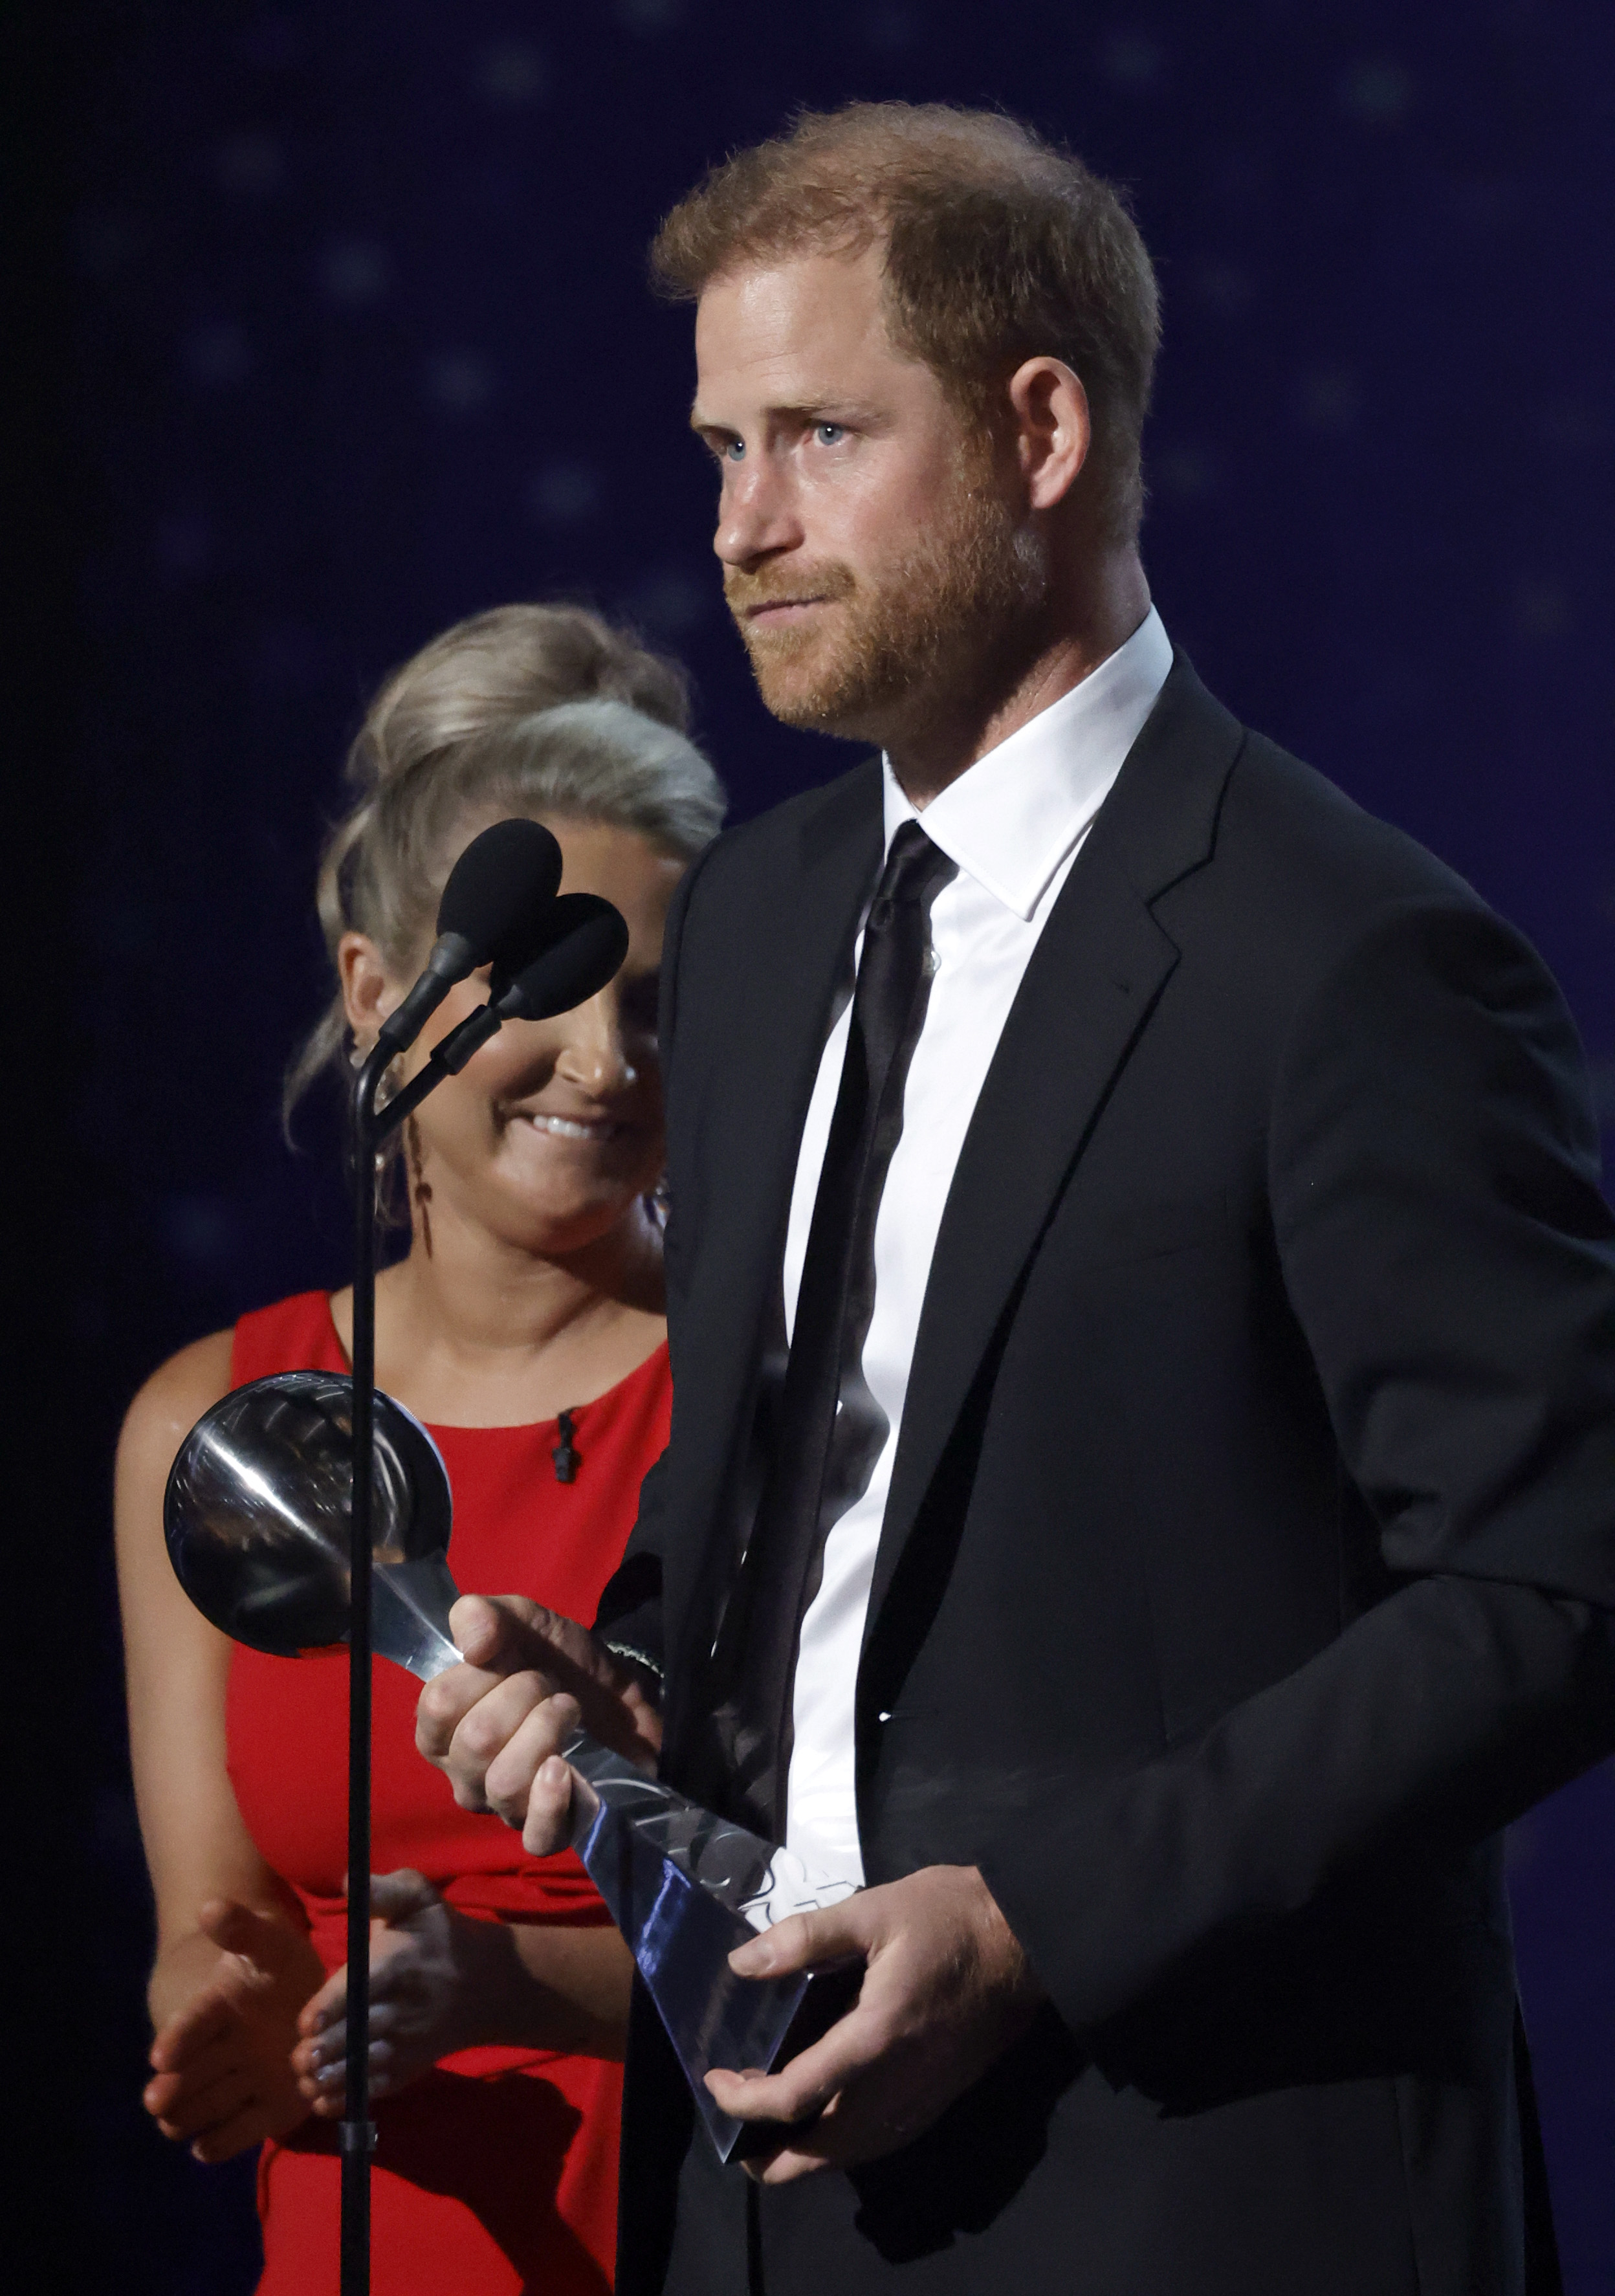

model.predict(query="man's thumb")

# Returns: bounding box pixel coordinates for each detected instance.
[448,1592,542,1668]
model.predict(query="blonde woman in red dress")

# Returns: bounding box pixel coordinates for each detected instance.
[115,606,725,2294]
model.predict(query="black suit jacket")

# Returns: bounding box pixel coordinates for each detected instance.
[598,659,1615,2295]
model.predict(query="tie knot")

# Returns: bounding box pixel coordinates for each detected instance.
[870,822,955,927]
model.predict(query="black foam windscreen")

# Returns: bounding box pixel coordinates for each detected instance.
[500,893,630,1021]
[435,818,564,970]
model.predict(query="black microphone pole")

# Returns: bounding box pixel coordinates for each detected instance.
[335,889,628,2293]
[342,1039,391,2296]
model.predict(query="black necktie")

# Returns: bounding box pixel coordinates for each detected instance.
[703,820,958,1838]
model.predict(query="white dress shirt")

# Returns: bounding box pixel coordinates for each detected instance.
[781,605,1175,1882]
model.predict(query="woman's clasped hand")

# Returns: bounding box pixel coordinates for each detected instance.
[293,1870,500,2116]
[144,1898,325,2162]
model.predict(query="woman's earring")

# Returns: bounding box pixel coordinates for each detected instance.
[405,1114,434,1257]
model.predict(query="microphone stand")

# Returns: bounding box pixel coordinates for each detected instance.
[341,1039,392,2296]
[338,1010,518,2292]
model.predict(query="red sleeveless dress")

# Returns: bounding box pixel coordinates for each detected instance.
[225,1290,670,2296]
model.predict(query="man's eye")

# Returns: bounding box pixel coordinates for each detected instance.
[723,437,745,462]
[815,422,846,445]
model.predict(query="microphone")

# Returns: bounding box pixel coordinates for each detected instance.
[375,817,564,1059]
[500,894,632,1021]
[428,894,632,1074]
[373,894,631,1139]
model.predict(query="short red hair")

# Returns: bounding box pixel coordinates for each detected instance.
[652,102,1161,546]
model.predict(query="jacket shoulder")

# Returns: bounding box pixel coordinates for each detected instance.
[688,753,882,896]
[1218,730,1482,929]
[1143,694,1557,1059]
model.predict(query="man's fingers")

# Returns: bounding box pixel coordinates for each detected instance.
[428,1668,559,1809]
[705,2000,884,2129]
[448,1593,546,1669]
[706,1904,877,2127]
[716,1867,1044,2181]
[522,1753,580,1855]
[415,1596,553,1769]
[744,2060,949,2184]
[415,1662,501,1765]
[724,2038,955,2187]
[450,1670,558,1788]
[483,1694,582,1827]
[728,1901,869,1982]
[417,1597,656,1802]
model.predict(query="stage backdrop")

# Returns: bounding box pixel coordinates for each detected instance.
[27,3,1613,2288]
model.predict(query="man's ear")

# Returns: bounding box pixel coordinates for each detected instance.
[1007,357,1091,513]
[338,933,400,1048]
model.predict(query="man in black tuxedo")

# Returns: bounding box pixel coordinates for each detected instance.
[419,104,1615,2293]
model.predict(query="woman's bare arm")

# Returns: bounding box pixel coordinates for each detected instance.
[115,1335,324,2155]
[116,1334,309,1993]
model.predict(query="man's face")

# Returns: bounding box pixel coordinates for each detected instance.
[691,245,1044,747]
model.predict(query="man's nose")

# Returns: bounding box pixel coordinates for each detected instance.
[714,458,802,568]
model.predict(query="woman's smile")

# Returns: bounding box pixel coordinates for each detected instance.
[514,1106,630,1145]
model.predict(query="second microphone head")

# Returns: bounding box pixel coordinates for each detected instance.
[437,817,564,972]
[499,894,631,1021]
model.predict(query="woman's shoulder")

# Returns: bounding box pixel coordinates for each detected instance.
[118,1328,236,1481]
[119,1291,340,1464]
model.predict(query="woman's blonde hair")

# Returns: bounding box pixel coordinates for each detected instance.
[285,602,725,1127]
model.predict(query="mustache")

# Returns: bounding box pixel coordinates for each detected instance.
[723,561,859,617]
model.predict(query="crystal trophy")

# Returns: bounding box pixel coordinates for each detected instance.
[164,1370,860,2158]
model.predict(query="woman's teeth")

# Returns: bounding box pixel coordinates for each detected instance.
[525,1113,608,1141]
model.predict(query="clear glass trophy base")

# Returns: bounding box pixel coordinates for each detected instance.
[392,1558,861,2156]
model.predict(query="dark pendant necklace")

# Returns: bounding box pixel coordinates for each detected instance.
[552,1409,580,1484]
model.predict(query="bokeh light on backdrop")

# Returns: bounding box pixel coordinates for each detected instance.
[19,2,1613,2287]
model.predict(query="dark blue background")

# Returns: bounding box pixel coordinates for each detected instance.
[15,2,1613,2288]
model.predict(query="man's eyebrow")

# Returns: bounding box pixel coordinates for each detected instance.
[689,398,883,435]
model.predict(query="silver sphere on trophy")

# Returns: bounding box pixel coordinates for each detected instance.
[164,1370,462,1681]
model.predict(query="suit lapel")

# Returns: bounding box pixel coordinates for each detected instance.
[864,660,1246,1642]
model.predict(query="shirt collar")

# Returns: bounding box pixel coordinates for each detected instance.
[881,604,1174,921]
